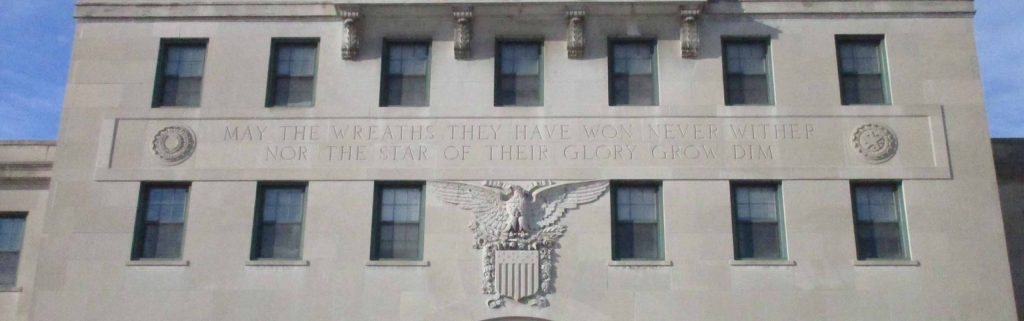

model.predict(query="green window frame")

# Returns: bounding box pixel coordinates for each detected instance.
[731,182,786,260]
[370,182,425,261]
[266,38,319,107]
[152,39,208,108]
[722,38,775,106]
[611,182,664,261]
[0,213,26,288]
[131,183,190,261]
[495,40,543,107]
[380,41,431,107]
[836,35,891,105]
[851,182,909,260]
[608,39,659,106]
[250,183,308,260]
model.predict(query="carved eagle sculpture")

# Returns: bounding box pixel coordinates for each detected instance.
[431,180,609,248]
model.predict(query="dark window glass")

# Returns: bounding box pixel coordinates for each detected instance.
[837,37,889,105]
[154,41,206,107]
[252,184,306,260]
[373,184,423,260]
[496,42,542,106]
[268,41,318,107]
[382,42,430,107]
[0,215,25,288]
[609,41,656,106]
[723,39,772,105]
[612,184,661,260]
[732,184,784,260]
[132,185,188,260]
[852,183,907,260]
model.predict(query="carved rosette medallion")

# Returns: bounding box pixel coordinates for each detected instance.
[851,123,898,164]
[566,10,586,59]
[431,180,608,308]
[339,10,361,60]
[152,126,196,166]
[453,8,473,60]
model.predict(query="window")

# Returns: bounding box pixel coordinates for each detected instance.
[723,39,773,105]
[731,183,785,260]
[267,39,318,107]
[251,184,306,260]
[153,40,207,107]
[132,184,189,260]
[372,183,424,260]
[0,214,25,288]
[381,42,430,107]
[852,182,908,260]
[837,36,890,105]
[609,40,657,106]
[612,183,662,260]
[495,41,542,106]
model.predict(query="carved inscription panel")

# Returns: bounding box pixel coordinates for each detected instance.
[99,113,950,181]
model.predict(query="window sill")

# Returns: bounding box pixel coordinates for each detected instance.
[152,105,199,109]
[246,260,310,267]
[366,260,430,267]
[607,260,673,267]
[730,259,796,267]
[0,287,22,293]
[854,259,919,267]
[126,260,190,267]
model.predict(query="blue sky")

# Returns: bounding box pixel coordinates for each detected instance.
[0,2,1020,140]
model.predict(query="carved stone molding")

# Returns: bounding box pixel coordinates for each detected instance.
[852,123,899,164]
[152,126,196,166]
[453,8,473,60]
[566,10,585,59]
[431,180,608,308]
[339,10,360,60]
[680,5,703,59]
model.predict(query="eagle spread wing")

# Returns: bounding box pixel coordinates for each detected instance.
[528,180,609,230]
[429,181,507,237]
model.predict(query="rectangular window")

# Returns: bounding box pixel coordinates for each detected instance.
[153,40,207,107]
[612,183,662,260]
[837,36,890,105]
[0,214,25,288]
[723,39,773,105]
[732,183,785,260]
[267,39,318,107]
[132,184,189,260]
[852,182,908,260]
[381,42,430,107]
[372,183,424,260]
[252,184,307,260]
[495,41,542,106]
[609,40,657,106]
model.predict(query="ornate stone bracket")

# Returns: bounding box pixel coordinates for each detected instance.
[453,7,473,60]
[339,9,360,60]
[680,5,703,59]
[566,10,585,59]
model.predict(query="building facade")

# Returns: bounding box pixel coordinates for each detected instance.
[0,0,1016,320]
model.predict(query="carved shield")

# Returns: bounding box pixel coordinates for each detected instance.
[494,250,540,301]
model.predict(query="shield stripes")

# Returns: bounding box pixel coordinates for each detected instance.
[494,250,540,301]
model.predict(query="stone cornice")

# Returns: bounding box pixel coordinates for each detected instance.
[0,141,56,182]
[75,1,974,19]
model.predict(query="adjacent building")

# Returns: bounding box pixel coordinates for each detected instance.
[0,0,1016,320]
[995,138,1024,321]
